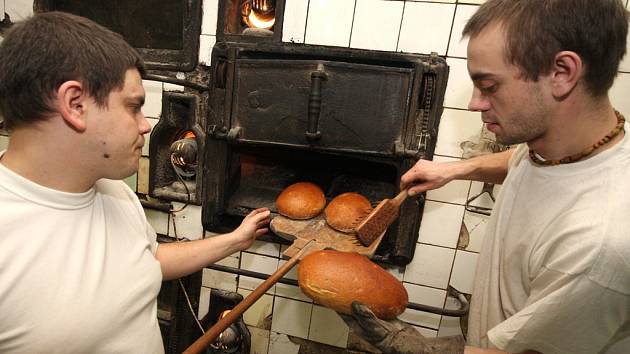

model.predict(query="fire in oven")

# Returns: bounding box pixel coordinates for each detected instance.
[200,42,449,266]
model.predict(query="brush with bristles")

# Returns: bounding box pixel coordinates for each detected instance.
[353,189,409,246]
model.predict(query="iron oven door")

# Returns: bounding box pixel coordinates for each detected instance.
[231,59,413,155]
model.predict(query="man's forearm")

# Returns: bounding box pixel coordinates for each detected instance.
[452,149,513,184]
[155,233,240,280]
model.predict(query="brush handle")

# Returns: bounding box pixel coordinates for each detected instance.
[392,188,409,206]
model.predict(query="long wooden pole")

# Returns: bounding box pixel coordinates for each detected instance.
[183,240,316,354]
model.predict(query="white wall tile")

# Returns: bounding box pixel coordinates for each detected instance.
[5,0,32,22]
[198,286,211,319]
[202,256,239,291]
[308,305,349,348]
[247,240,281,257]
[404,282,446,308]
[0,135,9,151]
[238,288,274,328]
[163,83,184,92]
[248,326,270,354]
[275,259,312,302]
[399,282,445,329]
[239,252,279,293]
[426,156,471,205]
[201,0,219,35]
[269,332,300,354]
[438,297,464,337]
[137,157,150,194]
[398,2,456,55]
[415,325,438,338]
[168,203,204,240]
[447,5,479,58]
[142,118,159,157]
[449,250,478,294]
[142,80,163,119]
[198,34,216,66]
[435,108,484,158]
[418,201,465,248]
[123,173,137,192]
[274,282,311,303]
[0,1,5,21]
[404,243,454,289]
[145,208,169,235]
[611,72,630,115]
[271,297,313,339]
[350,0,403,52]
[400,308,441,330]
[282,0,309,44]
[305,0,355,47]
[439,316,464,337]
[443,57,473,109]
[462,210,488,253]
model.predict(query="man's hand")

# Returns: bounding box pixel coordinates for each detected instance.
[341,301,465,354]
[400,159,460,197]
[230,208,271,250]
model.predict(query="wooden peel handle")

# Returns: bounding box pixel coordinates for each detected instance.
[393,188,409,205]
[182,241,315,354]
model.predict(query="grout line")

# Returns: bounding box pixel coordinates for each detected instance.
[395,1,406,52]
[443,2,459,58]
[303,0,311,44]
[347,0,358,48]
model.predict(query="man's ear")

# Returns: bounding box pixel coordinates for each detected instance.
[550,51,583,99]
[56,80,87,132]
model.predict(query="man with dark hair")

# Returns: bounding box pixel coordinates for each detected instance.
[343,1,630,353]
[0,12,270,353]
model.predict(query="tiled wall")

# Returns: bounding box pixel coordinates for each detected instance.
[2,1,630,353]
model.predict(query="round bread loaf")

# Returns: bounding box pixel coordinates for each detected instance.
[275,182,326,220]
[298,250,408,320]
[325,192,372,233]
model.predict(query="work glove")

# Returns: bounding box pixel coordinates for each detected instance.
[341,301,466,354]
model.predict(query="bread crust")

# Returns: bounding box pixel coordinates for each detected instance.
[275,182,326,220]
[324,192,372,233]
[298,250,408,319]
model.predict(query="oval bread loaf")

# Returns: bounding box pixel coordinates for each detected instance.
[298,250,408,319]
[325,192,372,233]
[275,182,326,220]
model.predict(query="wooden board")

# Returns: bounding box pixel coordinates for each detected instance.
[270,214,385,259]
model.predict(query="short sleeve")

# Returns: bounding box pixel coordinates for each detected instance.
[144,221,159,255]
[488,270,630,354]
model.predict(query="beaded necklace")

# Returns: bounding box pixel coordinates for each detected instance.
[529,110,626,166]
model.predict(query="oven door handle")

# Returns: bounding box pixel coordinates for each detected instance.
[306,65,327,141]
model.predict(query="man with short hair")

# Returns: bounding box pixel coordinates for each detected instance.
[344,1,630,353]
[0,12,270,353]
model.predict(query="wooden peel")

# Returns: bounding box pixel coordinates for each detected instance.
[270,213,386,258]
[182,239,323,354]
[354,188,409,246]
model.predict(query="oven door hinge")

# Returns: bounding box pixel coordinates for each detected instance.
[209,125,242,143]
[393,132,430,160]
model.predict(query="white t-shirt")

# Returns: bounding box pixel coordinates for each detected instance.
[466,123,630,354]
[0,155,164,354]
